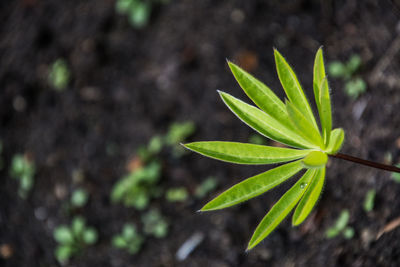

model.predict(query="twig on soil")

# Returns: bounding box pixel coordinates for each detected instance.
[376,217,400,240]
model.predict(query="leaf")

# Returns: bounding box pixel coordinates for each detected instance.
[319,77,332,145]
[219,91,318,149]
[274,49,318,131]
[54,226,74,244]
[228,62,296,131]
[292,167,325,225]
[201,160,304,211]
[285,101,323,147]
[325,128,345,155]
[184,141,310,165]
[302,151,328,168]
[247,168,317,250]
[313,48,332,145]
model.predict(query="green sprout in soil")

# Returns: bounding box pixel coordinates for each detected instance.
[70,188,89,208]
[10,154,35,199]
[112,223,144,255]
[115,0,169,29]
[111,121,194,209]
[53,216,98,263]
[183,48,400,250]
[141,209,168,238]
[363,189,376,213]
[48,58,70,91]
[325,209,354,239]
[111,161,162,209]
[328,54,366,99]
[194,176,218,199]
[166,187,189,202]
[248,134,268,145]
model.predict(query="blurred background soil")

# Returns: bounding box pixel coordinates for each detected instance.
[1,0,400,266]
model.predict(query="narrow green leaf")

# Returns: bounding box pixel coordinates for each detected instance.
[247,168,316,250]
[184,141,310,165]
[302,151,328,168]
[313,48,332,145]
[228,62,296,131]
[325,128,345,155]
[292,167,325,225]
[201,160,304,211]
[274,49,318,130]
[285,101,323,148]
[219,91,318,149]
[319,77,332,145]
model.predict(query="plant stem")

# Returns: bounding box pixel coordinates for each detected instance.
[331,153,400,173]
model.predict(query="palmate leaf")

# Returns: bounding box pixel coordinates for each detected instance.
[185,48,344,251]
[302,151,328,168]
[326,128,345,155]
[219,91,318,149]
[201,160,304,211]
[184,141,310,165]
[247,168,317,250]
[285,100,323,148]
[313,48,332,145]
[227,62,296,132]
[274,49,319,132]
[293,167,325,226]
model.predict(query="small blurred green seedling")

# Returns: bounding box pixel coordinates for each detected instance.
[248,134,268,145]
[328,54,366,99]
[48,59,70,91]
[165,121,196,157]
[166,187,189,202]
[53,216,98,263]
[363,189,376,213]
[112,223,144,254]
[184,48,400,250]
[325,209,354,239]
[112,121,194,209]
[194,176,218,199]
[111,161,161,209]
[141,209,168,238]
[70,188,89,208]
[391,164,400,183]
[10,154,35,199]
[115,0,169,29]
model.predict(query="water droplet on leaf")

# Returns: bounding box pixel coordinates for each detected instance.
[300,183,307,189]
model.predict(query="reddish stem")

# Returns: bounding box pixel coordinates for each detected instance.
[331,153,400,173]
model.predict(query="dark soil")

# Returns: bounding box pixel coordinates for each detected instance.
[2,0,400,266]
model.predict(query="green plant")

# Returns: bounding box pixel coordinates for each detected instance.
[141,209,168,238]
[48,58,70,91]
[112,223,144,254]
[70,188,89,208]
[183,48,400,250]
[111,121,194,208]
[53,216,98,263]
[194,176,218,199]
[328,54,366,99]
[9,154,35,198]
[165,121,196,157]
[166,187,189,202]
[115,0,169,29]
[325,209,354,239]
[248,134,267,145]
[111,161,161,209]
[363,189,376,213]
